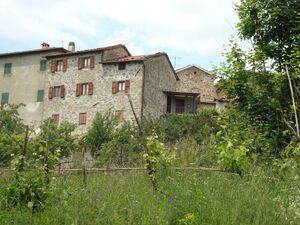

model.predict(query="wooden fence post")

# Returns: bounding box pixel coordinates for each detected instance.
[82,146,87,187]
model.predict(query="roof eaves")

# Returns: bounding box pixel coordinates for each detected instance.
[0,47,68,58]
[45,44,130,59]
[176,64,211,75]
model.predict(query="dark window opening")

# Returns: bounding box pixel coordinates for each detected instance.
[118,63,126,70]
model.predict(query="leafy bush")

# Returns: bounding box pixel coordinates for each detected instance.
[2,171,48,212]
[215,109,274,175]
[29,119,77,158]
[142,109,220,143]
[143,133,176,190]
[99,122,144,167]
[85,112,117,157]
[0,104,25,166]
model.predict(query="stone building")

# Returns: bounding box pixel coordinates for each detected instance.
[175,64,225,109]
[0,43,67,127]
[43,42,177,133]
[1,42,225,133]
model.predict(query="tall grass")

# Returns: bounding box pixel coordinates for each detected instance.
[1,170,298,225]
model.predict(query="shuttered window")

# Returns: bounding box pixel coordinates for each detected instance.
[79,113,87,125]
[51,59,67,72]
[112,80,130,94]
[48,86,65,99]
[40,60,47,71]
[1,92,9,104]
[4,63,12,74]
[76,82,93,96]
[52,114,59,125]
[37,90,44,102]
[78,56,95,70]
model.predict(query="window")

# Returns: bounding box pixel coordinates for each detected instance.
[118,81,125,92]
[118,63,126,70]
[78,56,95,70]
[51,59,67,73]
[112,80,130,94]
[52,114,59,125]
[37,90,44,102]
[115,110,124,122]
[53,86,61,97]
[48,85,65,99]
[81,83,89,95]
[76,83,93,96]
[79,113,87,125]
[40,60,47,71]
[1,92,9,104]
[83,57,90,68]
[4,63,12,75]
[56,60,63,71]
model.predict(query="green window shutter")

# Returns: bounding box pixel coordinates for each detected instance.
[37,90,44,102]
[1,92,9,104]
[40,60,47,71]
[4,63,12,74]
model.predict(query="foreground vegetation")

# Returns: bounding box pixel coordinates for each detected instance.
[1,170,299,225]
[1,1,299,224]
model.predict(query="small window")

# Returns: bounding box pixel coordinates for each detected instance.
[81,83,89,95]
[37,90,44,102]
[83,57,90,68]
[1,92,9,104]
[40,60,47,71]
[118,63,126,70]
[4,63,12,75]
[56,60,63,71]
[115,110,124,122]
[53,86,61,97]
[52,114,59,125]
[118,81,125,92]
[79,113,87,125]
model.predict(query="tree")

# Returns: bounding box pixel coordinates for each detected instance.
[0,104,25,166]
[218,0,300,153]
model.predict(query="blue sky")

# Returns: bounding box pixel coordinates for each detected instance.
[0,0,239,70]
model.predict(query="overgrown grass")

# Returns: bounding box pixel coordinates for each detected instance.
[1,170,299,225]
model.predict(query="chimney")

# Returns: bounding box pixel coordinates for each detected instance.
[68,41,75,52]
[41,42,50,49]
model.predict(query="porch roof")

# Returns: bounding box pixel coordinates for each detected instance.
[163,91,200,97]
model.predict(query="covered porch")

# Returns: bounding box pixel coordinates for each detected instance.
[163,91,200,114]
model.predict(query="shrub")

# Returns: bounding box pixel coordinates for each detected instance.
[98,122,144,167]
[85,112,117,157]
[2,171,48,212]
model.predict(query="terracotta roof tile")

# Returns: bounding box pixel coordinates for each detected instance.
[45,44,130,58]
[0,47,68,58]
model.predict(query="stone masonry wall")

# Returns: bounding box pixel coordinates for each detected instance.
[103,47,129,61]
[176,66,217,102]
[43,51,143,134]
[143,55,177,118]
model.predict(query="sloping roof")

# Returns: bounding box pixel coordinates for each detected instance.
[163,91,200,97]
[45,44,130,58]
[102,52,166,63]
[176,64,211,75]
[103,52,179,80]
[0,47,68,58]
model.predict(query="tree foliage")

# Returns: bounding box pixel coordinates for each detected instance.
[218,0,300,154]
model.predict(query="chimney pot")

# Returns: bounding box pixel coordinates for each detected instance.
[41,42,50,49]
[68,41,75,52]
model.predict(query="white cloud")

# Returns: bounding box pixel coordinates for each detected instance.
[0,0,239,57]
